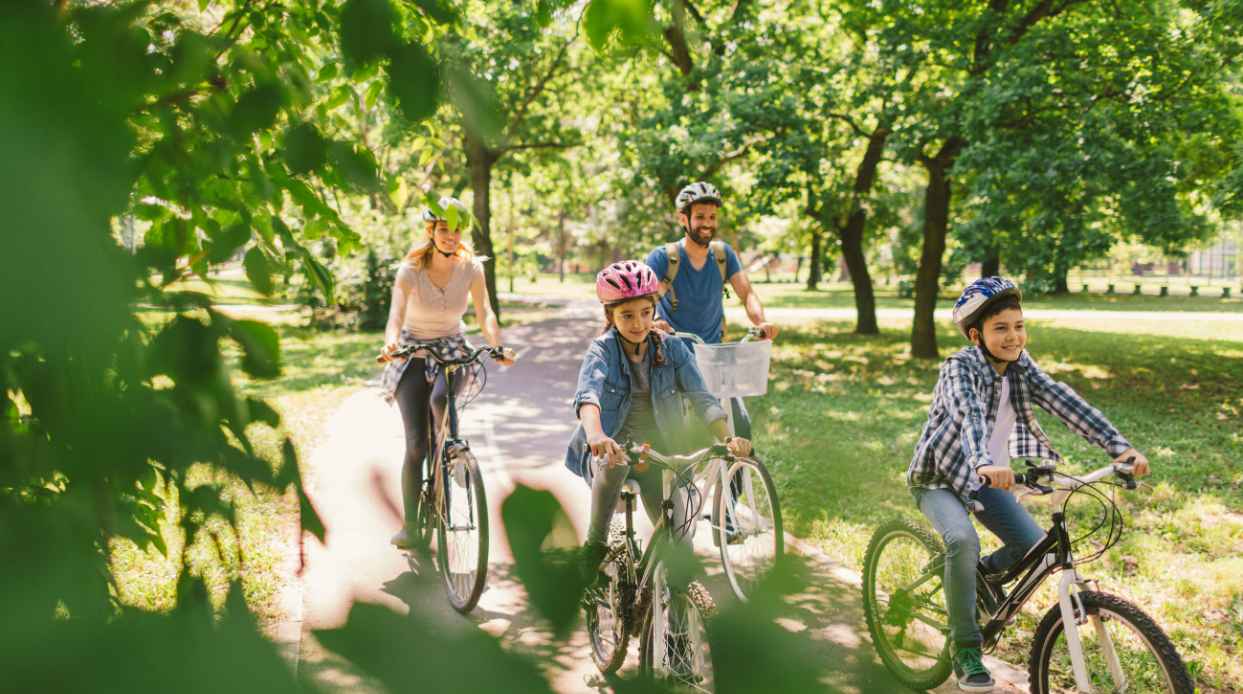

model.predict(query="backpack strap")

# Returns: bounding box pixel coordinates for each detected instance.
[710,240,730,299]
[662,241,681,312]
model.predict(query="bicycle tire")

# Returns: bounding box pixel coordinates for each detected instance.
[711,457,783,602]
[1029,590,1193,693]
[640,565,716,691]
[861,518,953,690]
[436,449,489,614]
[584,549,632,674]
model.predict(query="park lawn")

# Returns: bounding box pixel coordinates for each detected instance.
[751,280,1243,312]
[751,321,1243,692]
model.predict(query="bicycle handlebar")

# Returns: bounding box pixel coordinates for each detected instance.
[976,457,1138,499]
[672,326,766,344]
[376,341,511,366]
[617,441,732,472]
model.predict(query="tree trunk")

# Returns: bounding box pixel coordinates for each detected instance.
[836,125,889,335]
[911,139,963,359]
[840,211,878,334]
[981,254,1000,277]
[467,135,502,318]
[1053,258,1070,294]
[806,227,823,290]
[557,210,567,283]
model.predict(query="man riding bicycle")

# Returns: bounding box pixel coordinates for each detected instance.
[644,181,779,441]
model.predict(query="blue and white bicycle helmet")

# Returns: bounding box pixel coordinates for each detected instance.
[952,277,1022,339]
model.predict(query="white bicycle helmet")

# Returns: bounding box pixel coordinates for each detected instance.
[421,196,472,228]
[675,182,723,212]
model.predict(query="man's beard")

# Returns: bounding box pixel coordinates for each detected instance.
[684,224,715,247]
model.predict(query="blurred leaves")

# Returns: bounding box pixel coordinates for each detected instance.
[501,486,585,637]
[339,0,398,71]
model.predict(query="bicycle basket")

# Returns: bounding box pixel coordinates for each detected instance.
[692,340,772,398]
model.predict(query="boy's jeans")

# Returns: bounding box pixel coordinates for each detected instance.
[914,486,1046,647]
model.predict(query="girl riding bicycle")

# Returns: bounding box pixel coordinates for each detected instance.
[380,196,512,549]
[907,276,1151,693]
[566,260,752,575]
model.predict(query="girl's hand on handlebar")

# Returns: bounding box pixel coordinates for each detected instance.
[725,436,752,457]
[588,432,625,467]
[1115,448,1150,477]
[978,464,1015,490]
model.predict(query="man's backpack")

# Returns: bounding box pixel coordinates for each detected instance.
[662,239,729,313]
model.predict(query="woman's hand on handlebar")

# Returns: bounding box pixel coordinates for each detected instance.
[978,464,1015,490]
[378,341,406,363]
[724,436,752,457]
[588,432,625,467]
[1114,448,1150,477]
[492,346,516,367]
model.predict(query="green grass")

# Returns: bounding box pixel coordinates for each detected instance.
[752,321,1243,692]
[749,280,1243,312]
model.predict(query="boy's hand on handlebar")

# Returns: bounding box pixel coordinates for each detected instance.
[588,433,625,467]
[725,436,752,457]
[1114,448,1150,477]
[978,465,1015,490]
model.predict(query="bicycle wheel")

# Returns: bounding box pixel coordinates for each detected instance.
[1029,590,1193,693]
[640,564,715,692]
[414,457,436,549]
[861,518,953,690]
[711,457,783,601]
[436,449,489,613]
[584,548,633,674]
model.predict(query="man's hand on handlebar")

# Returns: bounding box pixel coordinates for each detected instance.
[1114,448,1150,477]
[978,464,1015,491]
[653,319,674,334]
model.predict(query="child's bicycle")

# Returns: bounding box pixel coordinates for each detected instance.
[379,340,509,614]
[675,328,784,602]
[583,441,728,692]
[862,459,1193,692]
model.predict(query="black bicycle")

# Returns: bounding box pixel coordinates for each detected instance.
[383,341,507,614]
[583,442,724,692]
[862,459,1192,692]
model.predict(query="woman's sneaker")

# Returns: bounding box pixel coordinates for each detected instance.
[953,647,995,692]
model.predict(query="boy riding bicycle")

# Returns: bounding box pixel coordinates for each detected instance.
[907,276,1151,693]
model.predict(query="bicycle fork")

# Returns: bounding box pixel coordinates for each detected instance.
[1056,569,1128,692]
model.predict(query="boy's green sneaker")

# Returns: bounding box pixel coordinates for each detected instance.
[953,646,995,692]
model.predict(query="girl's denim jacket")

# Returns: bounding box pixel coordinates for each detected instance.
[564,330,726,478]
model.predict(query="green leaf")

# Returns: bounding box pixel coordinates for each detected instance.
[327,141,382,193]
[584,0,655,50]
[339,0,398,71]
[386,42,440,123]
[410,0,457,24]
[228,83,285,139]
[169,31,214,86]
[501,486,584,637]
[300,249,335,304]
[229,319,281,379]
[206,223,251,263]
[445,63,503,143]
[243,247,274,295]
[283,122,328,175]
[245,397,281,428]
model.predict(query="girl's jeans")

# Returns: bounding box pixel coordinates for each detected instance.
[914,486,1046,647]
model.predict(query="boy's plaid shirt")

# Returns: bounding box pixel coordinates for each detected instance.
[908,346,1132,502]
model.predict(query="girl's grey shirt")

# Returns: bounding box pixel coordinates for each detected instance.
[564,330,726,478]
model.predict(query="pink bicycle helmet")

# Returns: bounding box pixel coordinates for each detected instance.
[596,260,660,305]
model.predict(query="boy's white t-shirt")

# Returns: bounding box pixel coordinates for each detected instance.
[987,376,1017,466]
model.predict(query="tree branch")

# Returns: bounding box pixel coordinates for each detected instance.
[507,29,578,140]
[501,141,582,154]
[825,112,868,138]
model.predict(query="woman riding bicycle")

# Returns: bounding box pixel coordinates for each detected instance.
[380,196,512,549]
[566,260,752,576]
[907,276,1150,692]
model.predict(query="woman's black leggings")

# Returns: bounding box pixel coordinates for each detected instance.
[393,358,465,526]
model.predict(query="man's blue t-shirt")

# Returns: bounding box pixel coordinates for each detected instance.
[645,239,742,344]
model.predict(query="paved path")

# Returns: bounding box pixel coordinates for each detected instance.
[283,303,1029,692]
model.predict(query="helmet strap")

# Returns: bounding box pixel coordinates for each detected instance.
[436,248,455,258]
[972,331,1018,366]
[616,330,645,357]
